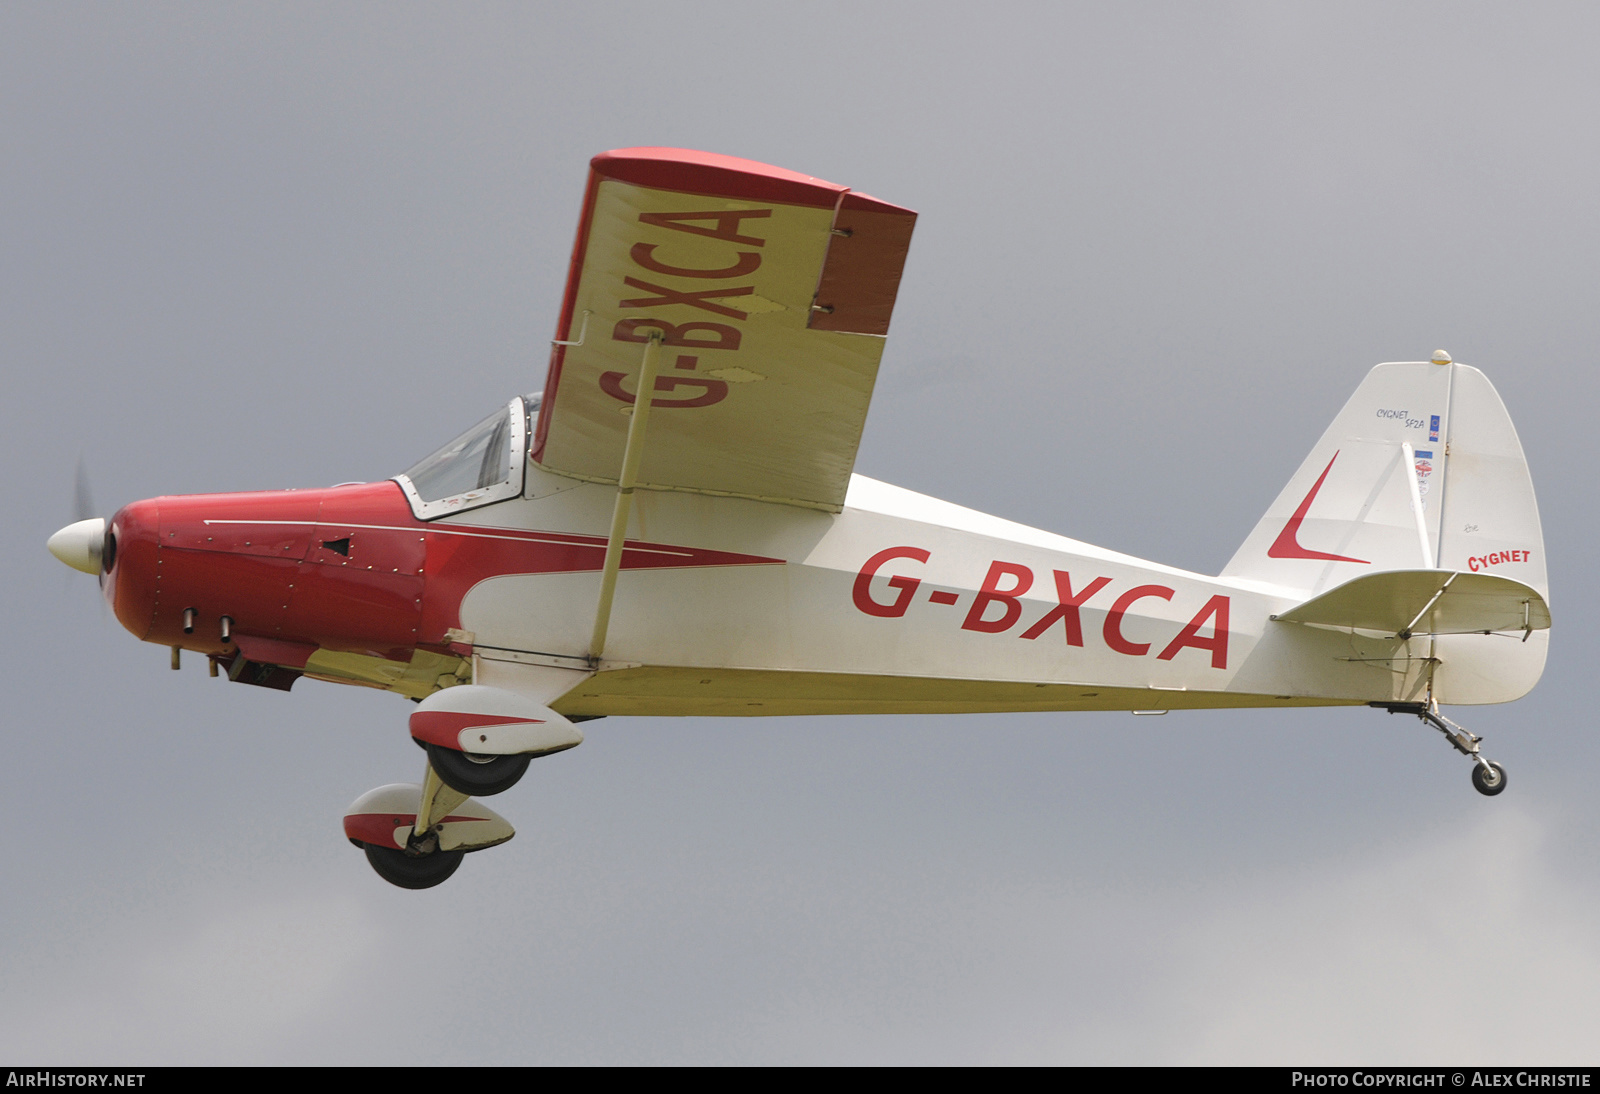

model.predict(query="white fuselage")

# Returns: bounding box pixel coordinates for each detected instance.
[446,467,1534,718]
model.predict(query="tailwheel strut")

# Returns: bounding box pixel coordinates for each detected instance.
[1371,701,1507,797]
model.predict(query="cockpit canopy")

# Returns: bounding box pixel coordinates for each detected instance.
[393,393,540,520]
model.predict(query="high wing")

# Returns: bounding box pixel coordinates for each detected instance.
[531,148,917,513]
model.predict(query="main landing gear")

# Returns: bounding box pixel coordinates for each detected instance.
[343,767,517,890]
[1373,701,1507,797]
[345,684,590,889]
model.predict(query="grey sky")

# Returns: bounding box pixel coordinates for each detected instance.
[4,2,1598,1064]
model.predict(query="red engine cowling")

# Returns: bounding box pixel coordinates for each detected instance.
[104,481,433,666]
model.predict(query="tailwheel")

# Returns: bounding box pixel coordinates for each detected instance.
[362,843,464,890]
[1372,701,1509,798]
[424,742,531,796]
[1471,761,1508,797]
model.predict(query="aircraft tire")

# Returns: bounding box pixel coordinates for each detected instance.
[1471,761,1508,797]
[363,844,464,890]
[425,742,531,797]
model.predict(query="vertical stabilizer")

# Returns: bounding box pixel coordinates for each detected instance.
[1222,360,1545,603]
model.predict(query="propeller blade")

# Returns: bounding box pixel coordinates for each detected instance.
[74,458,95,523]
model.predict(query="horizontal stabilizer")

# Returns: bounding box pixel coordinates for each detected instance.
[1272,570,1550,637]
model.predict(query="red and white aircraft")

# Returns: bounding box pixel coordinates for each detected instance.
[48,149,1551,889]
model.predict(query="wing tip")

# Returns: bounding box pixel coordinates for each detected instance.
[593,147,837,193]
[591,148,912,216]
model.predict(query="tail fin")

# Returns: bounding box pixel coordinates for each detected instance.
[1223,359,1547,599]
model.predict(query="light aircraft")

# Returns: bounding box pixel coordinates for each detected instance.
[48,148,1550,889]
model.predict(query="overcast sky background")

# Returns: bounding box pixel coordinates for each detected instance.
[4,2,1599,1065]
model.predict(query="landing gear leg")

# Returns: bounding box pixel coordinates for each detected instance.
[415,761,470,840]
[1373,700,1507,797]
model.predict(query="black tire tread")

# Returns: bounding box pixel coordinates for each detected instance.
[363,843,464,889]
[424,741,531,796]
[1471,761,1508,797]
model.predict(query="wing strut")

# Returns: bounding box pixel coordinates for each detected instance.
[588,331,665,664]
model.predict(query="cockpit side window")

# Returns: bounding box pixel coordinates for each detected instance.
[404,410,510,502]
[393,396,527,520]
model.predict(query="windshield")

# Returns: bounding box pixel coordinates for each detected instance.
[402,409,511,503]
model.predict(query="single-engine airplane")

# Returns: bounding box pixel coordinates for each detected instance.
[48,149,1550,889]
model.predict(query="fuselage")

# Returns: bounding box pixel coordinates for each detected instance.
[104,460,1535,717]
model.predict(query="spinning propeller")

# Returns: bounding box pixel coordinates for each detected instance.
[48,459,108,577]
